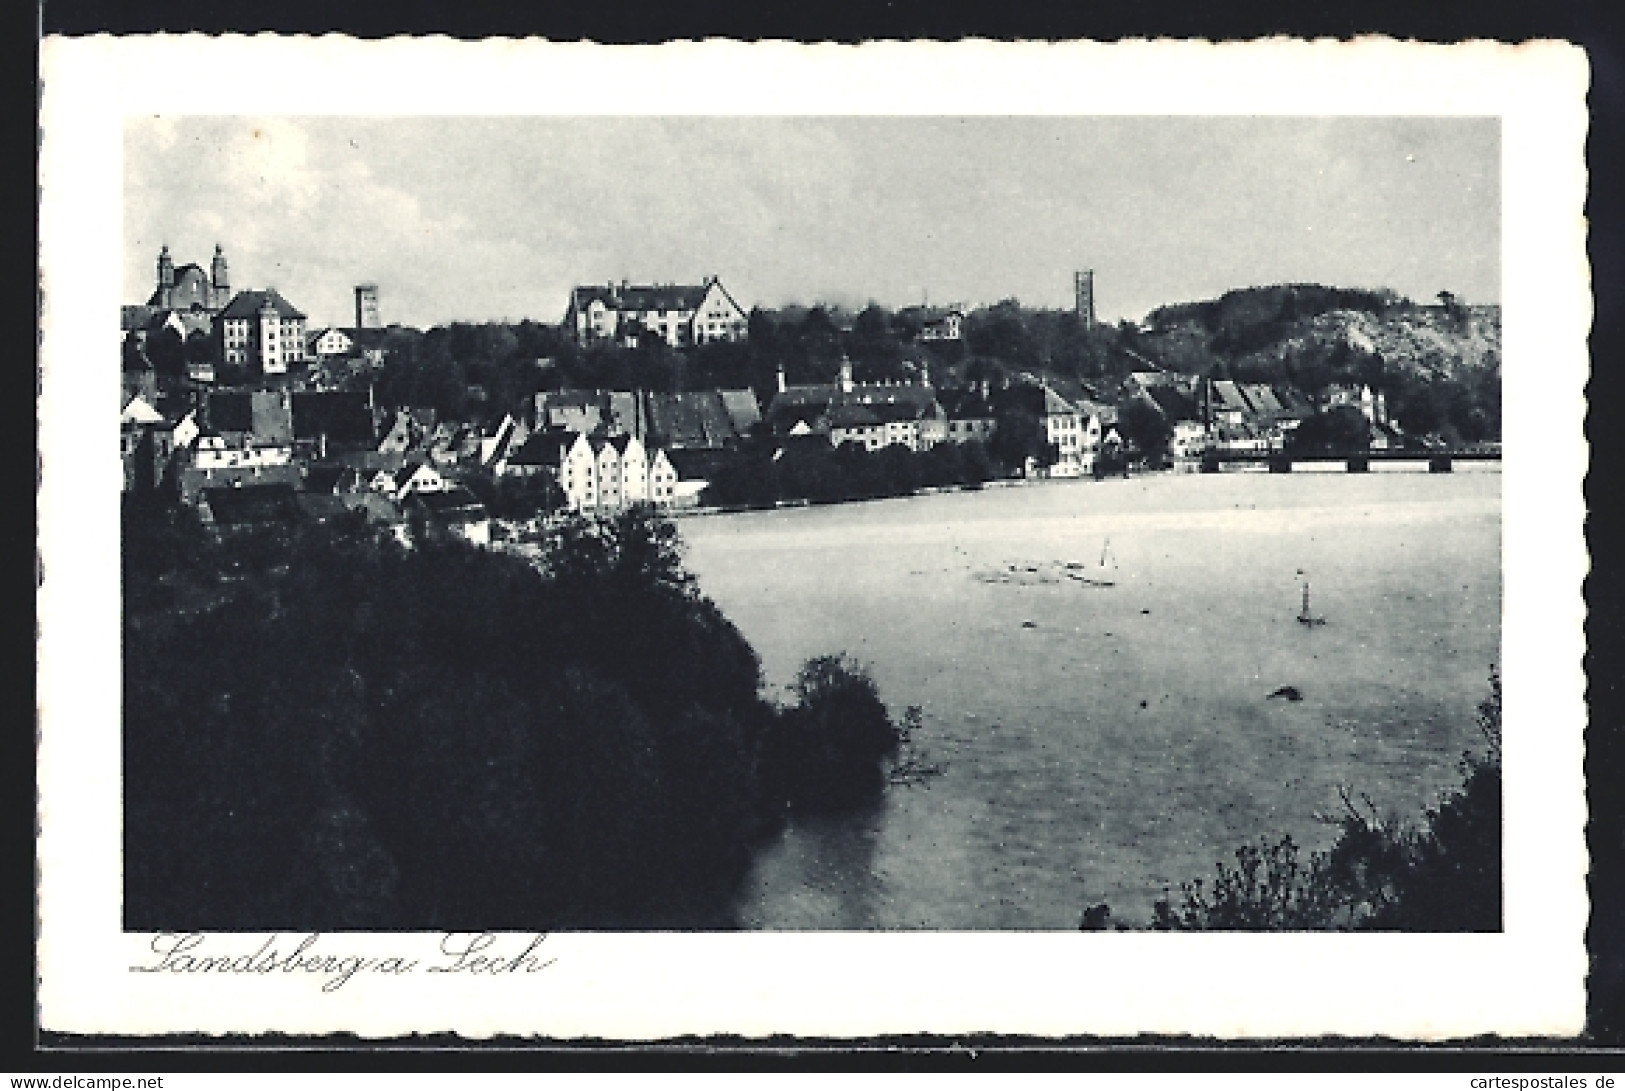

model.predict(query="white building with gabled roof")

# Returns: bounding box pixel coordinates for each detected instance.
[372,460,450,501]
[216,288,309,377]
[565,276,748,348]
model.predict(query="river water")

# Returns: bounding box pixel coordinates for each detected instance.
[679,467,1502,929]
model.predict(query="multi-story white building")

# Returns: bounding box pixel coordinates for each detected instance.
[502,428,599,511]
[502,426,683,512]
[1037,384,1086,477]
[192,433,294,470]
[648,449,678,506]
[565,277,748,348]
[827,399,947,452]
[217,289,309,377]
[591,436,624,511]
[613,434,649,504]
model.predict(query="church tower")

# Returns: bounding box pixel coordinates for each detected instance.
[210,244,229,310]
[156,246,175,308]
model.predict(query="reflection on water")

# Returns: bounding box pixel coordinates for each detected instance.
[735,797,890,930]
[681,470,1502,930]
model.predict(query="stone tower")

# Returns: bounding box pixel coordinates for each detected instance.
[355,283,381,329]
[1074,269,1096,330]
[210,244,229,308]
[156,246,175,308]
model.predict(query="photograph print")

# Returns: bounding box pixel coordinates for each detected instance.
[119,114,1505,935]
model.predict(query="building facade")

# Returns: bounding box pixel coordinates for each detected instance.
[308,328,355,359]
[919,309,965,342]
[767,358,945,452]
[216,289,309,377]
[503,426,684,513]
[565,277,748,348]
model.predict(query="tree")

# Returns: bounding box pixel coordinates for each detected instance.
[1118,396,1174,464]
[987,407,1046,473]
[144,326,185,379]
[965,299,1039,372]
[122,331,150,373]
[625,324,682,392]
[844,304,907,378]
[542,504,695,599]
[959,439,996,484]
[123,507,786,930]
[764,654,901,812]
[1147,672,1502,932]
[1150,834,1348,930]
[1367,672,1501,930]
[512,318,563,361]
[464,470,564,520]
[890,308,924,342]
[687,337,756,393]
[1051,315,1123,380]
[797,306,843,365]
[1390,375,1446,437]
[1140,325,1216,375]
[748,307,781,349]
[184,329,216,374]
[1286,405,1371,454]
[852,303,892,344]
[1284,342,1339,397]
[964,355,1010,391]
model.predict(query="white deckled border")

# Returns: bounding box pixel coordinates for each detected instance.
[38,36,1589,1039]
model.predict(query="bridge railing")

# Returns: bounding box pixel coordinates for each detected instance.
[1201,447,1501,464]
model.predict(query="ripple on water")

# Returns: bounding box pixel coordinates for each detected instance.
[686,472,1501,929]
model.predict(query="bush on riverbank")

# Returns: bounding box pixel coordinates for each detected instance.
[124,502,924,929]
[762,655,901,812]
[1131,672,1502,932]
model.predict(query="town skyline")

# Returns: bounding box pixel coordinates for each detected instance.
[125,115,1500,331]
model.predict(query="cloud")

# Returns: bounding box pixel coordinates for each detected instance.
[124,116,1500,328]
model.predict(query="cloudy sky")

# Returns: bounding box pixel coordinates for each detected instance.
[125,116,1499,329]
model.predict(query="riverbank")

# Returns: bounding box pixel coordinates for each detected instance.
[670,473,1042,519]
[491,456,1499,538]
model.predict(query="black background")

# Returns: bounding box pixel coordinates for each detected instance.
[22,0,1625,1069]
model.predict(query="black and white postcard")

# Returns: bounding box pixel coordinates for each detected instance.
[38,37,1590,1039]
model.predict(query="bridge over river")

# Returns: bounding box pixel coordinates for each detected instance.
[1200,448,1502,473]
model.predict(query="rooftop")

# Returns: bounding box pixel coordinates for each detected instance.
[218,288,307,321]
